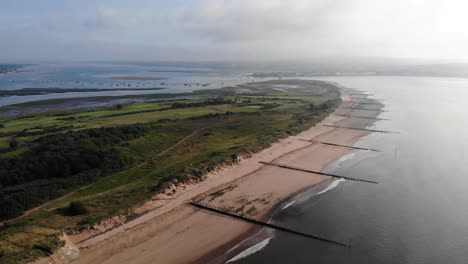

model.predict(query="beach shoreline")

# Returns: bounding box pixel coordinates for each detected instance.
[34,86,382,264]
[196,91,381,263]
[193,177,338,264]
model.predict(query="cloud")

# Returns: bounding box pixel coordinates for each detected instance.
[2,0,468,62]
[169,0,338,42]
[83,8,155,29]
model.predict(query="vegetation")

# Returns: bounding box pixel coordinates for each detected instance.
[0,125,150,220]
[170,98,232,108]
[78,215,103,227]
[66,201,89,216]
[0,80,340,263]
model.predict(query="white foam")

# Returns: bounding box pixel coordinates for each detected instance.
[226,237,272,263]
[317,178,345,195]
[337,151,358,163]
[281,200,296,210]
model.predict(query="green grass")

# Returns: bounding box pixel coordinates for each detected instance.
[0,101,263,138]
[0,80,341,263]
[0,137,8,149]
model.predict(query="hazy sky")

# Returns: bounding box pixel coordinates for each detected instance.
[1,0,467,62]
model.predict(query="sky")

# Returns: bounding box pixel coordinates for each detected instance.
[1,0,468,62]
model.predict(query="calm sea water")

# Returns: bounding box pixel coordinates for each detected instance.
[233,76,468,264]
[0,62,272,107]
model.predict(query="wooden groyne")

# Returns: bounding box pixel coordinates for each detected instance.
[340,88,364,92]
[323,124,398,134]
[259,161,379,184]
[352,98,384,101]
[298,139,381,152]
[349,102,385,106]
[351,98,383,101]
[336,114,390,120]
[349,92,373,96]
[189,201,350,247]
[340,107,388,112]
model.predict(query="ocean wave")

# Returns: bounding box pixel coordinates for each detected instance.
[317,178,345,195]
[323,152,358,172]
[226,237,272,263]
[281,200,296,210]
[337,151,358,163]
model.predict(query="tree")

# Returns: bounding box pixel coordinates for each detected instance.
[67,201,89,216]
[9,139,18,150]
[0,197,24,220]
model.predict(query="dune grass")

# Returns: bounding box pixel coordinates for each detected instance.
[0,80,340,263]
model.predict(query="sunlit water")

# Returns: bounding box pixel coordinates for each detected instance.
[235,76,468,264]
[0,62,273,107]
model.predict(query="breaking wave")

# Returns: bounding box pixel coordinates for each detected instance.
[226,237,272,263]
[317,178,345,195]
[281,200,296,210]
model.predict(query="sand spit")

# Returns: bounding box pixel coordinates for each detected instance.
[34,89,383,264]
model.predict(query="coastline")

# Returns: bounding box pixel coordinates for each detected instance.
[199,91,382,263]
[194,177,338,264]
[196,141,370,263]
[34,87,383,264]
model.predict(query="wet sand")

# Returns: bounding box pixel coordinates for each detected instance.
[51,91,382,264]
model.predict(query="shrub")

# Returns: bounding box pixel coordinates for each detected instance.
[33,235,64,255]
[67,201,88,216]
[79,215,103,226]
[8,139,18,150]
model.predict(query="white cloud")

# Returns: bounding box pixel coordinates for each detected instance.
[2,0,468,62]
[169,0,337,42]
[83,8,155,29]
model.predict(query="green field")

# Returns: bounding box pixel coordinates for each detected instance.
[0,80,341,263]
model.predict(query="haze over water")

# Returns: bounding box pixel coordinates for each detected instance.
[237,76,468,264]
[0,62,263,107]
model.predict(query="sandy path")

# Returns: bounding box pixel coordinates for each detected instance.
[57,92,381,264]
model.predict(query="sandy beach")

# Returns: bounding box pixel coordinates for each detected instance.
[34,89,382,264]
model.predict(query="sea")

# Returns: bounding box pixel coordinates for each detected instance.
[230,76,468,264]
[0,62,282,108]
